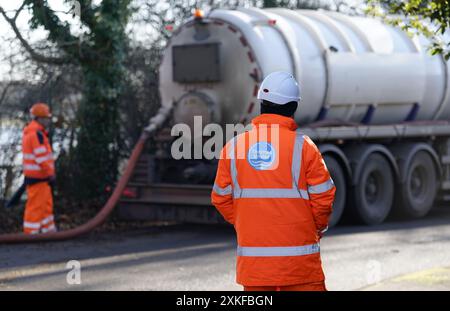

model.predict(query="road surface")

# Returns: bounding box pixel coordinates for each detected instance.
[1,207,450,290]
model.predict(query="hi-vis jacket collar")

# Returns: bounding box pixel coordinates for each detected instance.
[24,120,47,136]
[251,114,298,131]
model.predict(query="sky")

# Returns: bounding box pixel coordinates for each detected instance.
[0,0,366,79]
[0,0,365,42]
[0,0,167,78]
[0,1,72,77]
[0,0,76,42]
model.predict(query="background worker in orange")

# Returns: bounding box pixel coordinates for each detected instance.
[22,103,57,234]
[211,71,336,291]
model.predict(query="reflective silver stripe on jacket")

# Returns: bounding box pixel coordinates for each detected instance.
[213,183,232,196]
[237,243,320,257]
[24,221,41,229]
[229,137,242,198]
[41,215,54,225]
[239,188,309,199]
[308,178,335,194]
[230,131,309,200]
[33,146,47,154]
[291,130,303,191]
[23,164,41,171]
[23,153,36,160]
[35,153,54,164]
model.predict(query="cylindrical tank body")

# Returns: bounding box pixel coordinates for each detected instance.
[159,8,450,126]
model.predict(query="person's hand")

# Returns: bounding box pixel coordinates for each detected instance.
[317,226,328,240]
[48,175,56,187]
[317,230,323,240]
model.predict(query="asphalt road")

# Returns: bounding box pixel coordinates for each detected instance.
[1,206,450,291]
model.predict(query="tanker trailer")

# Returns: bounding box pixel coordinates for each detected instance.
[118,7,450,226]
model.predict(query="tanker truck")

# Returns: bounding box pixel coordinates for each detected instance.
[117,7,450,227]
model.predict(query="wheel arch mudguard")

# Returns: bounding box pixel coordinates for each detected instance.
[318,144,352,186]
[388,142,442,184]
[342,144,400,186]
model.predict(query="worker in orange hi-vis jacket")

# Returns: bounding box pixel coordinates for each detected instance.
[22,102,57,234]
[211,71,336,291]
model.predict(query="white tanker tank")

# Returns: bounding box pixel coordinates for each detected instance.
[159,7,450,127]
[121,7,450,227]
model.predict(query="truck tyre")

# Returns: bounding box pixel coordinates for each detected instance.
[397,151,437,218]
[352,153,394,225]
[323,155,346,227]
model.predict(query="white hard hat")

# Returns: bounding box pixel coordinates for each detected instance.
[257,71,301,105]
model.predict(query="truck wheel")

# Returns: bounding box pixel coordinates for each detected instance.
[398,151,437,218]
[323,155,346,227]
[352,153,394,225]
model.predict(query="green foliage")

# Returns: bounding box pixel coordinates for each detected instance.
[366,0,450,59]
[25,0,133,201]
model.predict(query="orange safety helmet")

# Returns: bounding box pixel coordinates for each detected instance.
[30,102,52,118]
[193,8,204,19]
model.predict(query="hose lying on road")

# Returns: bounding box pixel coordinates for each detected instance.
[0,105,172,244]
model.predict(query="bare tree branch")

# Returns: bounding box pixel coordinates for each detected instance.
[0,4,71,65]
[13,1,27,20]
[0,82,13,107]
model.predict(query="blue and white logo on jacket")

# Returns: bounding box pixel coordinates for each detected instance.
[247,142,276,170]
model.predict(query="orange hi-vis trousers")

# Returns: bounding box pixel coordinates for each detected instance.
[244,281,327,291]
[23,182,56,234]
